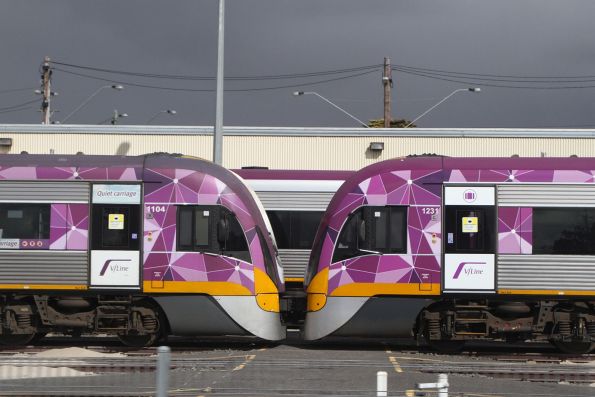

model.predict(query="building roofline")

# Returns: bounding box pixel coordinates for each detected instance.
[2,124,595,138]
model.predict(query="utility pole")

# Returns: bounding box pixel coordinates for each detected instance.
[382,57,392,128]
[41,56,52,124]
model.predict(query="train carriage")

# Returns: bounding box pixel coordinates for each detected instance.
[304,156,595,353]
[0,153,285,346]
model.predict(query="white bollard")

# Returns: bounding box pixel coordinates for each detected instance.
[156,346,171,397]
[376,370,388,397]
[437,373,449,397]
[417,373,449,397]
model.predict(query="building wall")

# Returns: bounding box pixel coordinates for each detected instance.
[1,125,595,170]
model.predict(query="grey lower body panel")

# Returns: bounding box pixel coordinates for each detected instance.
[155,295,286,341]
[155,295,248,337]
[333,297,434,338]
[304,296,434,340]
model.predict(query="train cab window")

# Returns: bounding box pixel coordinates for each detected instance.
[332,206,407,263]
[177,205,251,263]
[0,204,50,239]
[219,207,251,262]
[533,208,595,255]
[266,210,322,249]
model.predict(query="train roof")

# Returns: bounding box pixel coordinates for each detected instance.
[233,168,354,181]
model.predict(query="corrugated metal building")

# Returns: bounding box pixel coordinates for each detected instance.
[1,124,595,170]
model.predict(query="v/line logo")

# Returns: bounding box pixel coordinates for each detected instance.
[452,261,485,279]
[99,259,132,276]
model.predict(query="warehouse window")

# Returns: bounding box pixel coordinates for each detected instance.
[177,205,251,262]
[332,206,407,263]
[533,208,595,255]
[266,210,322,249]
[0,204,50,240]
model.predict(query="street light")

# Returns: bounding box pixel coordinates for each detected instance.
[146,109,177,124]
[110,109,128,125]
[293,91,369,128]
[61,84,124,123]
[405,88,481,128]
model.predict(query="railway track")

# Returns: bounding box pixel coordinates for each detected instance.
[0,353,594,383]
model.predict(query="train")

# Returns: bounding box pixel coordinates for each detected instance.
[3,152,595,353]
[304,156,595,353]
[0,153,285,346]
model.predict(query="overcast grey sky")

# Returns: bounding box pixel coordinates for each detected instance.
[1,0,595,128]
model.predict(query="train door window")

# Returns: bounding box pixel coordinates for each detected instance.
[445,206,495,253]
[91,205,140,250]
[0,204,50,239]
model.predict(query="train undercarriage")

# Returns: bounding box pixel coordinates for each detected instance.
[418,299,595,353]
[0,294,163,347]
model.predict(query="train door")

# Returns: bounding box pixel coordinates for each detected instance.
[90,184,142,289]
[443,186,496,293]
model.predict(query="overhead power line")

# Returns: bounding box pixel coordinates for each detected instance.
[0,87,36,95]
[53,67,380,92]
[52,60,382,81]
[0,98,39,112]
[393,63,595,80]
[0,106,33,115]
[392,67,595,89]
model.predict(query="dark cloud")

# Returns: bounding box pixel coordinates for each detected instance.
[1,0,594,128]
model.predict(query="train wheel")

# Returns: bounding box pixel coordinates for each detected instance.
[117,333,159,348]
[0,333,37,346]
[551,340,595,354]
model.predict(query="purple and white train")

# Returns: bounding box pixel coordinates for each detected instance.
[304,156,595,353]
[0,153,285,346]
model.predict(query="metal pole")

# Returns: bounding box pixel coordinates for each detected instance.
[213,0,225,165]
[156,345,171,397]
[376,371,387,397]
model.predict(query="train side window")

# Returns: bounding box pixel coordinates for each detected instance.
[177,206,251,262]
[533,207,595,255]
[177,206,213,252]
[0,203,50,239]
[332,206,407,263]
[266,210,322,249]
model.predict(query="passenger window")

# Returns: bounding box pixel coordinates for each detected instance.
[332,206,407,263]
[533,207,595,255]
[0,204,50,240]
